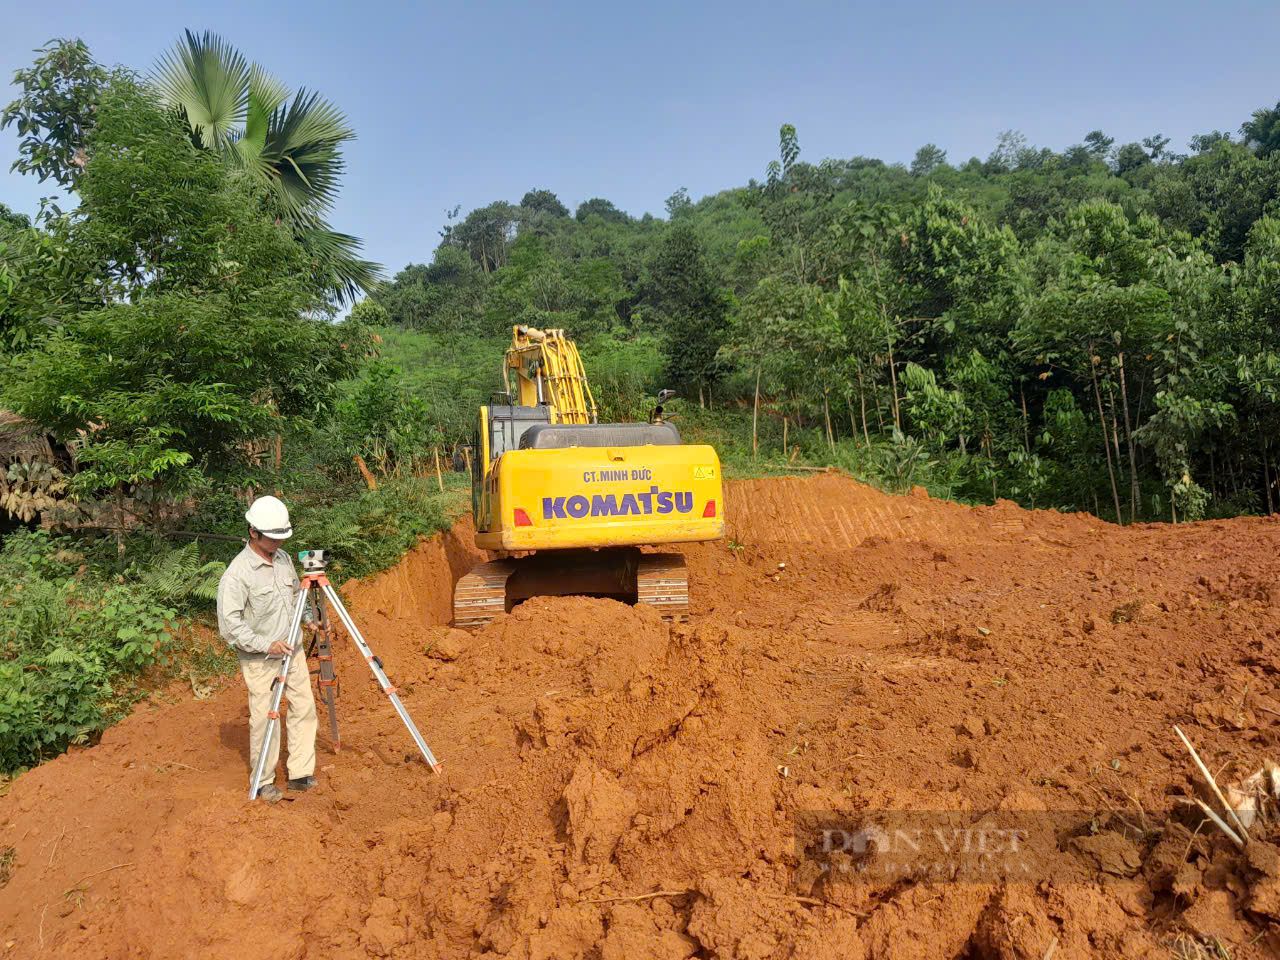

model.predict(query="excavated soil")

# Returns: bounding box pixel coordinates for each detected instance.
[5,475,1280,958]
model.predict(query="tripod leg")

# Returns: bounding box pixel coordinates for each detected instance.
[310,587,341,752]
[320,582,442,773]
[248,590,310,800]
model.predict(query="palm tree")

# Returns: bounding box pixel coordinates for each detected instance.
[152,30,380,304]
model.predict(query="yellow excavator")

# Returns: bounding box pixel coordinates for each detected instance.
[452,325,724,629]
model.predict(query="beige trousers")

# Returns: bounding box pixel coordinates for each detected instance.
[241,651,317,783]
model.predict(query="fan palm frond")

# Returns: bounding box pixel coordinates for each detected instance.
[151,30,380,303]
[297,225,383,307]
[231,64,291,180]
[153,29,250,151]
[261,90,353,217]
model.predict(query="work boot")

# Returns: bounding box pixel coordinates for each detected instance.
[257,784,283,803]
[287,775,317,792]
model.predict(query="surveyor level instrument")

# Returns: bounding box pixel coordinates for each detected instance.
[248,549,442,801]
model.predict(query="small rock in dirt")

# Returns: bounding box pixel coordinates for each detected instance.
[952,747,978,770]
[1069,831,1142,877]
[959,715,985,739]
[1248,880,1280,922]
[563,759,637,863]
[425,627,468,661]
[1110,600,1152,624]
[1182,889,1248,944]
[1143,823,1200,895]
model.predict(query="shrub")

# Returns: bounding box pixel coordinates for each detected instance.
[0,531,175,771]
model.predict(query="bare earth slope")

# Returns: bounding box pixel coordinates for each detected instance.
[4,475,1280,958]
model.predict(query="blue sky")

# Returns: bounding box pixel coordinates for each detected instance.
[2,0,1279,283]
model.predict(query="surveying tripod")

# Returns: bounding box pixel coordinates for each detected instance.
[249,549,441,800]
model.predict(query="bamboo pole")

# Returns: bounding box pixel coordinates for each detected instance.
[433,448,444,491]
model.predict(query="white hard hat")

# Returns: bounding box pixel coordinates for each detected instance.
[245,495,293,540]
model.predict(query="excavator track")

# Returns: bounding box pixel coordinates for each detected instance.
[452,559,518,630]
[636,553,689,620]
[452,549,688,631]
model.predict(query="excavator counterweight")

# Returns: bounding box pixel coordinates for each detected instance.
[453,326,723,629]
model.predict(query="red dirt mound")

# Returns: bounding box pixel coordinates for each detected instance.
[4,474,1280,958]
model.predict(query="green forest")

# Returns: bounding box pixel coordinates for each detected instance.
[371,119,1280,525]
[3,30,1280,771]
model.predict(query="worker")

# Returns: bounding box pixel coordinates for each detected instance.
[216,495,319,803]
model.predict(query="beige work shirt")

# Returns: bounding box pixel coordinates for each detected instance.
[216,544,310,661]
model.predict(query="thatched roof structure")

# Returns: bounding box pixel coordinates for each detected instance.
[0,409,54,464]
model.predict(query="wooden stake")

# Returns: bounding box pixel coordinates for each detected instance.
[1174,725,1251,843]
[433,447,444,491]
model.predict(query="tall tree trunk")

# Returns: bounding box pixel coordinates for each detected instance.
[1265,440,1275,515]
[986,423,997,501]
[886,342,901,431]
[1106,381,1126,522]
[823,392,835,453]
[752,363,762,459]
[1020,383,1031,456]
[1089,347,1124,524]
[867,247,901,430]
[782,417,788,459]
[856,370,870,445]
[873,383,885,433]
[1116,353,1139,521]
[115,484,126,570]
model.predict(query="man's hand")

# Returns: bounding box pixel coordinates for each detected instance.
[267,638,294,656]
[303,621,320,634]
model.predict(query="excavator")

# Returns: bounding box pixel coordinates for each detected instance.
[452,325,724,629]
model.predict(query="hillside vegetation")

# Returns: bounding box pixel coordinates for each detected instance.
[4,31,1280,771]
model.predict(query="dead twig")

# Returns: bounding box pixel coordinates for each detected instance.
[158,760,202,773]
[1174,725,1251,843]
[1043,935,1059,960]
[45,827,67,868]
[1194,798,1245,850]
[71,861,134,888]
[1180,817,1209,865]
[761,893,868,918]
[579,889,691,904]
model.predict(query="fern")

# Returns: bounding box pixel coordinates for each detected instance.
[137,544,226,608]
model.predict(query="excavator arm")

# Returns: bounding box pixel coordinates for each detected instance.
[504,326,597,425]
